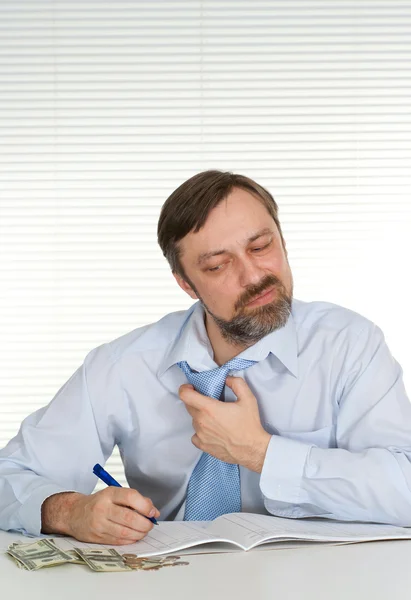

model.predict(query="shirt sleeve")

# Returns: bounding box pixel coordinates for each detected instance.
[0,343,119,536]
[259,322,411,526]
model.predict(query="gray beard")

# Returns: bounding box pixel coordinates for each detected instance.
[203,294,292,346]
[192,274,293,347]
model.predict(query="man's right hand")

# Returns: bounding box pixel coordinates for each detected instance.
[41,488,161,545]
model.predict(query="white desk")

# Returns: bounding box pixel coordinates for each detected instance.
[1,530,411,600]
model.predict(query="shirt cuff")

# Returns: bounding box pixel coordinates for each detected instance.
[260,434,313,504]
[17,483,73,537]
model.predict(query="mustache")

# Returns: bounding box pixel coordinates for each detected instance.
[237,275,281,309]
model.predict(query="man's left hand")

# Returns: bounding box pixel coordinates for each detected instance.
[178,376,271,473]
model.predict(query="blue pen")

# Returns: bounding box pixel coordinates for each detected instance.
[93,463,158,525]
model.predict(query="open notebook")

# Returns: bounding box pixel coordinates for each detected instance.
[53,512,411,558]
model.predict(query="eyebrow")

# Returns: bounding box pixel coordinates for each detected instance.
[196,227,274,267]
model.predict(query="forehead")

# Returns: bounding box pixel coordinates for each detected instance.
[180,188,278,263]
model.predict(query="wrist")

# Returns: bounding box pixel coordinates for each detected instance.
[41,491,83,536]
[240,431,271,473]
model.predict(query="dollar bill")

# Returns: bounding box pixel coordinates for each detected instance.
[64,549,86,565]
[6,540,189,573]
[7,539,76,571]
[7,553,28,570]
[73,547,132,572]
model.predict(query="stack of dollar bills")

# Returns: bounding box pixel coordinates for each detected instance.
[6,539,189,572]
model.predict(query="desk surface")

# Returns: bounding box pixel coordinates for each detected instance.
[1,530,410,600]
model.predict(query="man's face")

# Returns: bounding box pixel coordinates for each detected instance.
[174,187,294,346]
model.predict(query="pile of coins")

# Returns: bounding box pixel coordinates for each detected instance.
[122,553,189,571]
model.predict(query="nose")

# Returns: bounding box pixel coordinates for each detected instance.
[237,254,266,287]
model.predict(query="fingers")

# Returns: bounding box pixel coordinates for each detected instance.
[107,504,154,538]
[191,433,201,449]
[87,518,149,545]
[68,487,161,545]
[179,384,217,410]
[111,487,160,520]
[225,376,256,404]
[77,488,160,545]
[106,515,152,544]
[87,508,154,545]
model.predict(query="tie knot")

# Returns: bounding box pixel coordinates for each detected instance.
[177,357,257,399]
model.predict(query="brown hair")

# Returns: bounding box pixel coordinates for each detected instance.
[157,170,285,280]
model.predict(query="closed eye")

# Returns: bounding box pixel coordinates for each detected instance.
[207,242,271,272]
[252,242,271,252]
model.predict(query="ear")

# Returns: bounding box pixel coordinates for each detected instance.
[173,272,199,300]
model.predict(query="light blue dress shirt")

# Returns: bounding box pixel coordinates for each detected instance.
[1,298,411,536]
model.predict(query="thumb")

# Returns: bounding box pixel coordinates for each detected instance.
[225,376,256,404]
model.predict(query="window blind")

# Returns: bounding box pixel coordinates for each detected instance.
[0,0,410,489]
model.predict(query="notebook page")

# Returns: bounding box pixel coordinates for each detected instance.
[172,539,347,555]
[55,521,243,558]
[206,513,411,550]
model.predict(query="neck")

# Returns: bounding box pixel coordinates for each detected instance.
[204,312,249,367]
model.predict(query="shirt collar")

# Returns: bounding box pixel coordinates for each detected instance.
[158,300,298,378]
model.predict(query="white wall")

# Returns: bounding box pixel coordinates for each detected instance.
[0,1,410,486]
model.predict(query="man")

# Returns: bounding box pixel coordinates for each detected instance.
[1,170,410,545]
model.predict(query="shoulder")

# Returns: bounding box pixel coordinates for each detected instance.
[291,298,384,360]
[81,305,195,372]
[292,297,378,338]
[103,304,195,363]
[291,299,388,389]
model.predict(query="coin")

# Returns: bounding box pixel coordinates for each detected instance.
[144,558,165,564]
[125,558,144,563]
[122,554,188,570]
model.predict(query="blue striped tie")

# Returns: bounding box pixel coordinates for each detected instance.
[177,357,257,521]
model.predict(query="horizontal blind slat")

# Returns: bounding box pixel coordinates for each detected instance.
[1,2,410,486]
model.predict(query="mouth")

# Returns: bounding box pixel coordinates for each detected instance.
[246,286,276,307]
